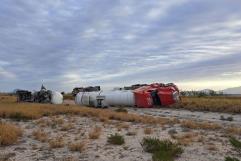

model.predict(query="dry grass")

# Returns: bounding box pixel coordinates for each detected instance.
[88,127,102,139]
[0,122,22,146]
[126,131,137,136]
[181,120,221,130]
[172,132,198,146]
[61,123,74,131]
[225,127,241,135]
[32,129,48,142]
[0,94,17,104]
[48,136,65,148]
[0,96,173,126]
[52,117,64,125]
[207,143,218,151]
[68,142,86,152]
[116,123,129,131]
[144,128,153,135]
[60,156,78,161]
[170,96,241,113]
[1,95,239,135]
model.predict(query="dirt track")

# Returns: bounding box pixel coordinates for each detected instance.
[65,99,241,127]
[125,107,241,127]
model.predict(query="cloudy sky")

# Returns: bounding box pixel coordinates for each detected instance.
[0,0,241,92]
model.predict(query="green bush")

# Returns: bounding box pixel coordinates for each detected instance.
[141,138,183,161]
[225,156,239,161]
[107,133,125,145]
[229,137,241,153]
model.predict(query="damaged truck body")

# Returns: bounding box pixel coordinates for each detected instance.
[16,85,63,104]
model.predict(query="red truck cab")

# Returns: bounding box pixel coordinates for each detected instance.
[133,83,179,108]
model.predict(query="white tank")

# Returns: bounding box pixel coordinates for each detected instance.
[75,92,101,107]
[51,91,63,104]
[100,90,134,107]
[75,90,134,107]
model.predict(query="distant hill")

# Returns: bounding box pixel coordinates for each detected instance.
[221,86,241,94]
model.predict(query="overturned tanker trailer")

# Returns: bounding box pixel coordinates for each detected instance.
[75,83,180,108]
[16,85,63,104]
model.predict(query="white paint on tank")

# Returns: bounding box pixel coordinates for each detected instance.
[75,90,134,107]
[100,90,134,107]
[51,91,63,104]
[75,91,101,107]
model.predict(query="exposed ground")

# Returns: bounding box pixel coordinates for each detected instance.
[0,95,241,161]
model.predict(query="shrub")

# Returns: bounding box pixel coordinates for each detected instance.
[126,131,137,136]
[168,129,177,136]
[68,142,85,152]
[169,96,241,113]
[61,123,74,131]
[0,122,22,146]
[116,123,129,131]
[89,127,101,139]
[227,116,234,122]
[229,137,241,153]
[225,156,240,161]
[226,127,241,135]
[107,133,125,145]
[32,129,48,142]
[49,136,65,148]
[181,120,221,130]
[220,115,233,121]
[172,132,197,146]
[141,138,183,161]
[115,108,128,113]
[144,128,153,135]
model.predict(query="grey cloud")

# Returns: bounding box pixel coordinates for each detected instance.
[0,0,241,91]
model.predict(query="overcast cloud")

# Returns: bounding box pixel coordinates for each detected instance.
[0,0,241,92]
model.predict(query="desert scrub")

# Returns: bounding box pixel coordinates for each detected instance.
[116,123,129,131]
[68,142,85,152]
[32,129,48,142]
[141,138,183,161]
[115,108,128,113]
[0,122,22,146]
[229,137,241,154]
[144,128,153,135]
[170,96,241,113]
[126,131,137,136]
[89,127,101,139]
[107,133,125,145]
[220,115,233,121]
[172,132,198,146]
[226,127,241,135]
[225,156,240,161]
[181,120,221,130]
[61,123,74,131]
[48,136,65,148]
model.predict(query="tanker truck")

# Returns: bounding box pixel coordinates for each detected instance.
[75,83,180,108]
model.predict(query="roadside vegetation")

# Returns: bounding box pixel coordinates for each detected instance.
[107,133,125,145]
[170,96,241,113]
[229,137,241,154]
[0,95,240,135]
[141,138,183,161]
[1,94,241,160]
[0,122,22,146]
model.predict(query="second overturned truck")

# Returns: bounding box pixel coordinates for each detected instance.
[16,85,63,104]
[75,83,180,108]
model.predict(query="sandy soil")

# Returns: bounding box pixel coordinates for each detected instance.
[0,109,240,161]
